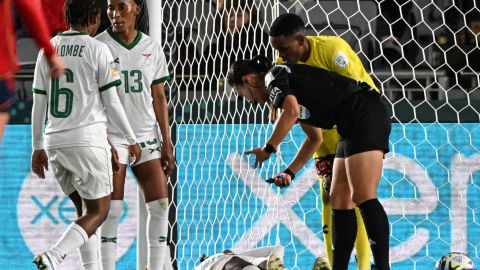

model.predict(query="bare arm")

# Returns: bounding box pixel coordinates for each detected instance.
[273,122,323,188]
[288,122,323,173]
[267,95,300,147]
[151,82,175,176]
[244,95,300,168]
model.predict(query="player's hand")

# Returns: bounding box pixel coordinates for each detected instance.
[244,147,271,168]
[32,150,49,179]
[46,54,65,78]
[108,140,120,172]
[128,144,142,166]
[161,142,175,177]
[273,172,292,188]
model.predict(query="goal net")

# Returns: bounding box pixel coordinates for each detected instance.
[155,0,480,269]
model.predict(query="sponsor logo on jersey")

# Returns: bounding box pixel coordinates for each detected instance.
[269,86,281,105]
[18,170,138,270]
[334,51,349,70]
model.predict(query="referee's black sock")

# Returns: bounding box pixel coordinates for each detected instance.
[332,208,357,270]
[358,198,390,270]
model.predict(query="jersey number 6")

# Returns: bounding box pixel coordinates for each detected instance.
[50,68,74,118]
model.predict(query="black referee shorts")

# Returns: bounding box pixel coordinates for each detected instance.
[335,90,391,158]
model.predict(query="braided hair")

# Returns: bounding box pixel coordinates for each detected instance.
[65,0,104,27]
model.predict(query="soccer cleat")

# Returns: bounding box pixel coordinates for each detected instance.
[267,254,285,270]
[312,256,331,270]
[33,252,59,270]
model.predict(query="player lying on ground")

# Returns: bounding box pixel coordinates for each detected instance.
[196,245,331,270]
[31,0,141,269]
[196,245,284,270]
[228,56,392,270]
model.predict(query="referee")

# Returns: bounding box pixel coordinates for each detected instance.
[269,13,380,270]
[227,56,391,270]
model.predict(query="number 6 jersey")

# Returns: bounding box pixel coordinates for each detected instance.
[32,31,129,150]
[95,28,170,145]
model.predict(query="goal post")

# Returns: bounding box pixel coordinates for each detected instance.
[147,0,480,269]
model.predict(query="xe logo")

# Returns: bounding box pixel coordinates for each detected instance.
[30,195,75,225]
[18,170,138,270]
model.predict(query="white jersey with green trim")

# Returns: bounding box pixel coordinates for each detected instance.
[32,31,122,149]
[96,28,170,144]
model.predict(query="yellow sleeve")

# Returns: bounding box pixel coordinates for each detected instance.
[274,55,285,64]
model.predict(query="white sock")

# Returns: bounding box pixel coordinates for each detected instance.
[101,200,123,270]
[50,222,88,264]
[146,198,169,270]
[163,245,174,270]
[79,233,99,270]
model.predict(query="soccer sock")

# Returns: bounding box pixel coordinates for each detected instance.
[332,208,357,270]
[354,207,372,270]
[146,198,169,270]
[358,199,390,270]
[163,245,174,270]
[79,233,99,270]
[101,199,123,270]
[49,222,88,264]
[320,184,333,267]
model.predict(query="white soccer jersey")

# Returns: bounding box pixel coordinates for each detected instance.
[32,31,122,149]
[96,28,170,144]
[195,246,284,270]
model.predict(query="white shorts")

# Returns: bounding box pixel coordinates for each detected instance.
[46,146,113,200]
[114,137,161,166]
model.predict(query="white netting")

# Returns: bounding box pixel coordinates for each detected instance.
[156,0,480,269]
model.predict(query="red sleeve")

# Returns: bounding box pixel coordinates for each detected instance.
[14,0,56,57]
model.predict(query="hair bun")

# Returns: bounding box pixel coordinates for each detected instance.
[251,55,273,72]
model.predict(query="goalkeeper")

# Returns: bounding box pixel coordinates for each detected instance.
[267,13,380,270]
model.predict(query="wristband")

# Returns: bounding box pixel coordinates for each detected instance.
[283,168,295,180]
[263,143,276,154]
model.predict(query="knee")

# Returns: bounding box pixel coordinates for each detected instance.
[330,190,354,209]
[146,198,169,217]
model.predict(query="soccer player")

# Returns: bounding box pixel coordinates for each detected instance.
[0,0,64,143]
[268,13,378,270]
[227,56,391,270]
[196,245,285,270]
[95,0,175,269]
[31,0,141,269]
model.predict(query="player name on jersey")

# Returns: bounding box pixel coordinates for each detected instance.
[56,44,85,57]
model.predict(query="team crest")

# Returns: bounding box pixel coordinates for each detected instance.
[142,52,153,64]
[109,59,120,77]
[298,105,310,119]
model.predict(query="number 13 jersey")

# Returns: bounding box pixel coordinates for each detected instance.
[96,28,170,144]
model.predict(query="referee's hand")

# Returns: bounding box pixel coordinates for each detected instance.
[273,172,291,188]
[244,147,271,168]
